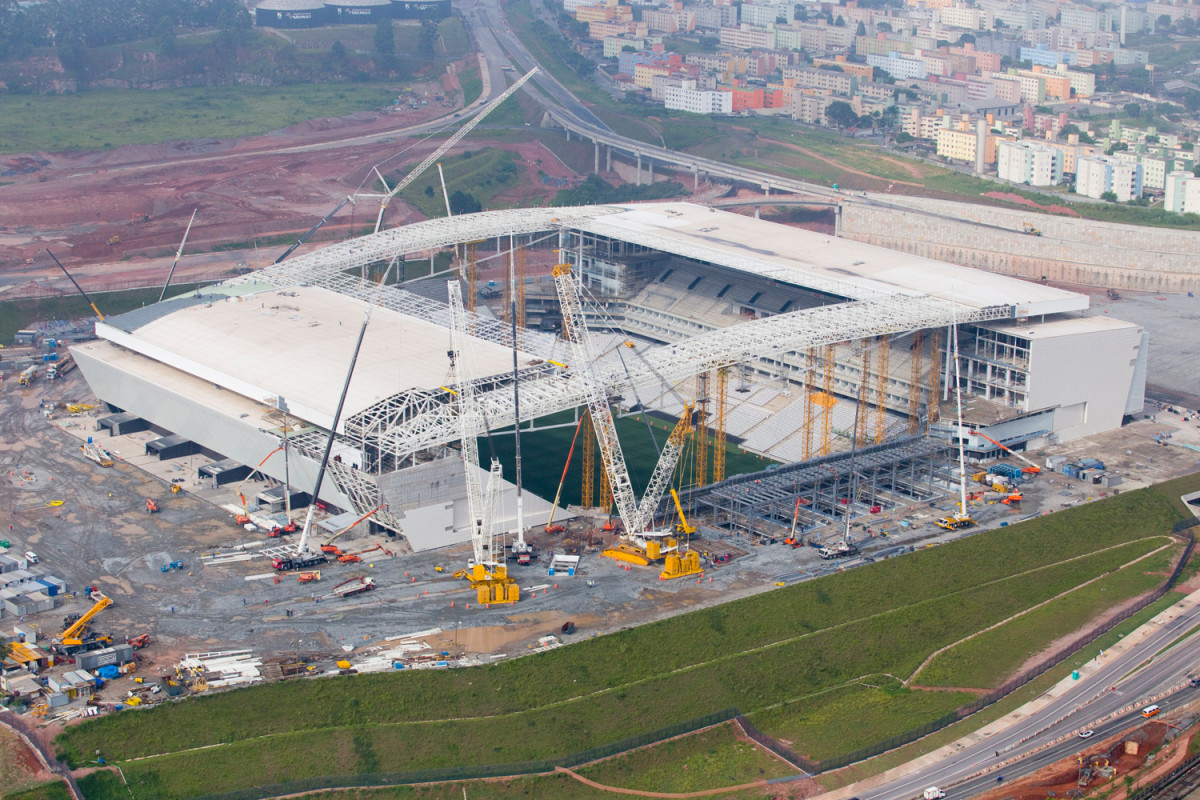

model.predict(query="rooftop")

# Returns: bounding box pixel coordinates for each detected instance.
[96,285,539,432]
[580,203,1090,317]
[978,313,1140,340]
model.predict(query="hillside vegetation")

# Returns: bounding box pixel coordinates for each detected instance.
[58,479,1197,799]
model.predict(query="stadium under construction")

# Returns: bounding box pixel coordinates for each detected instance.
[71,202,1148,551]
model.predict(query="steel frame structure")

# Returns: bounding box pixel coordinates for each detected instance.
[689,436,951,539]
[187,208,1017,536]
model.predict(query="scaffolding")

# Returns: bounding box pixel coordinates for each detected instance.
[582,410,595,509]
[909,331,924,434]
[714,367,728,483]
[690,436,951,541]
[696,371,710,487]
[875,336,889,444]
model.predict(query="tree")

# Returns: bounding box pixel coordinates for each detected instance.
[875,67,895,84]
[1100,190,1118,202]
[895,131,914,143]
[1124,102,1142,117]
[448,190,482,214]
[957,33,976,45]
[1157,13,1172,30]
[825,100,859,129]
[375,20,395,57]
[856,20,866,35]
[154,16,177,56]
[819,63,845,72]
[877,21,892,32]
[419,19,438,58]
[331,40,348,63]
[834,15,846,26]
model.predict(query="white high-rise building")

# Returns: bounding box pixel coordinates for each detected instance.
[997,140,1063,186]
[1075,155,1143,201]
[664,80,733,115]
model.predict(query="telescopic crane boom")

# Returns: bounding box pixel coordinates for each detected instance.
[448,281,519,604]
[46,249,104,321]
[366,67,539,233]
[968,430,1041,474]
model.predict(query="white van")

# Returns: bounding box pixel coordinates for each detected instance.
[24,551,38,564]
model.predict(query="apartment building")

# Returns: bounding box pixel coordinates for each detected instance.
[664,79,734,114]
[1075,155,1143,201]
[997,140,1063,186]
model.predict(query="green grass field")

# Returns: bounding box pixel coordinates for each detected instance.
[53,477,1198,799]
[5,783,74,800]
[0,284,203,345]
[0,85,397,154]
[482,410,773,507]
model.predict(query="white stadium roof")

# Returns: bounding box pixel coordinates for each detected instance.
[96,285,539,432]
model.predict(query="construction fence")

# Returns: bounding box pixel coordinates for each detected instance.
[195,525,1196,797]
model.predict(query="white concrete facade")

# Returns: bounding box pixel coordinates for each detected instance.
[664,79,734,114]
[997,140,1063,186]
[1075,155,1143,201]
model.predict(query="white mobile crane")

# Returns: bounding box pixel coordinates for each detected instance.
[448,281,519,604]
[935,311,976,532]
[552,264,702,580]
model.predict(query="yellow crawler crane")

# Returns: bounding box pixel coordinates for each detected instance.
[552,264,702,580]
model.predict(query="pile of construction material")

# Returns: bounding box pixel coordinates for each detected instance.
[177,650,264,690]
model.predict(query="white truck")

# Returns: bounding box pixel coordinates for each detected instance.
[923,789,946,800]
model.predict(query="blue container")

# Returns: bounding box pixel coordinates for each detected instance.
[568,567,575,576]
[97,665,120,680]
[548,567,555,576]
[392,662,405,670]
[35,579,58,597]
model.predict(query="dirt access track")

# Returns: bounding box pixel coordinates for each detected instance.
[0,78,579,300]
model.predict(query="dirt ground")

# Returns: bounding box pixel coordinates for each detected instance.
[0,84,582,301]
[0,723,54,793]
[972,720,1189,800]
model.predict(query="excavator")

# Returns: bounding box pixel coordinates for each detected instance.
[53,593,113,655]
[552,263,702,581]
[969,429,1041,475]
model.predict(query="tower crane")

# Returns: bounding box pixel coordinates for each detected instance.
[968,430,1041,474]
[552,264,702,580]
[365,67,539,233]
[448,281,519,604]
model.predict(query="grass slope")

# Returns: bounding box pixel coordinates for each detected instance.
[0,86,397,154]
[53,481,1194,799]
[0,284,203,344]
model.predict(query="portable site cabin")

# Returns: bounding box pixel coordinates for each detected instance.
[145,434,197,461]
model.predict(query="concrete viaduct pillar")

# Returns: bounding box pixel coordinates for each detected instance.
[606,146,612,172]
[594,141,600,174]
[648,158,653,182]
[636,153,642,186]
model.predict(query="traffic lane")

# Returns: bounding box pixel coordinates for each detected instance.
[872,622,1200,799]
